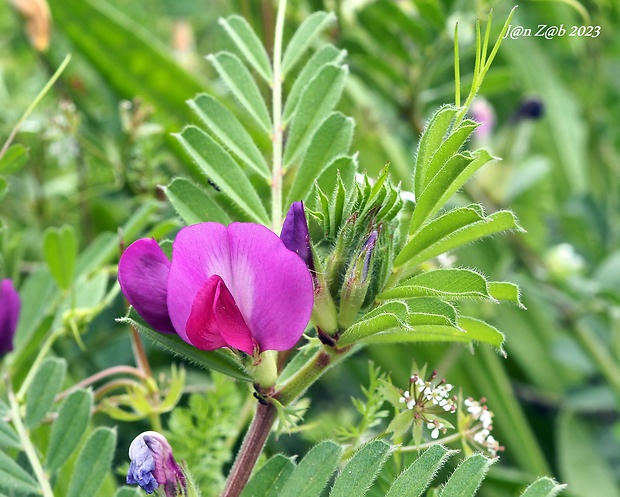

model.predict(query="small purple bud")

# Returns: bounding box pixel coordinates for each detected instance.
[0,279,20,354]
[127,431,186,496]
[281,202,315,273]
[513,96,544,121]
[362,231,378,282]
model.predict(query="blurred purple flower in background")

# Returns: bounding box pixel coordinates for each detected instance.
[118,222,314,356]
[127,431,186,496]
[469,97,496,141]
[0,279,20,354]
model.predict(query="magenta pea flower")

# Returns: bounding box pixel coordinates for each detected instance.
[127,431,186,496]
[0,279,20,354]
[118,222,314,356]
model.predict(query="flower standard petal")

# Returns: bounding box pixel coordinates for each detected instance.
[0,279,20,354]
[227,223,314,352]
[167,223,232,343]
[118,239,175,333]
[185,275,254,354]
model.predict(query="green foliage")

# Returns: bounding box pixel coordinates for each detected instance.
[165,374,244,494]
[66,427,117,497]
[25,357,66,428]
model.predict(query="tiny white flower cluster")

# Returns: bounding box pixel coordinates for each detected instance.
[427,420,446,439]
[465,397,502,456]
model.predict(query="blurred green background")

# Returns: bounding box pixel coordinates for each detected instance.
[2,0,620,495]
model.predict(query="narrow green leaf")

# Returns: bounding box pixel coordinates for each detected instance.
[439,453,495,497]
[409,298,459,325]
[43,225,77,290]
[240,454,295,497]
[422,120,480,195]
[457,317,505,352]
[386,445,456,497]
[0,417,20,449]
[45,389,93,472]
[25,357,66,429]
[189,93,270,179]
[219,15,272,82]
[394,208,523,269]
[282,12,337,76]
[121,308,252,382]
[283,44,345,125]
[175,126,269,224]
[280,441,342,497]
[283,64,348,167]
[378,269,491,301]
[207,52,272,133]
[50,0,205,125]
[0,144,28,173]
[164,178,232,225]
[330,440,392,497]
[520,477,566,497]
[414,105,458,197]
[410,149,495,234]
[286,112,354,204]
[0,178,6,202]
[488,281,525,308]
[0,450,40,494]
[67,427,116,497]
[557,410,620,497]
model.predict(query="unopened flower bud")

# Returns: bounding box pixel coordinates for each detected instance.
[281,201,314,273]
[127,431,186,496]
[0,279,20,355]
[338,232,377,329]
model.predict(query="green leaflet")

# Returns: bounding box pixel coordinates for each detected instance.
[520,477,566,497]
[121,308,252,382]
[488,281,525,308]
[66,427,116,497]
[43,225,77,291]
[175,126,269,224]
[207,52,272,133]
[413,105,458,197]
[0,450,40,494]
[279,441,342,497]
[283,64,348,167]
[385,445,456,497]
[45,389,93,472]
[285,112,354,205]
[0,144,28,174]
[25,357,66,429]
[409,148,495,234]
[164,178,232,226]
[189,94,270,179]
[219,15,273,83]
[240,455,295,497]
[394,207,523,269]
[439,453,495,497]
[282,12,337,76]
[378,268,491,301]
[329,440,392,497]
[283,44,346,125]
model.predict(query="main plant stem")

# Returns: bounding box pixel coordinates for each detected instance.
[220,403,277,497]
[270,0,287,232]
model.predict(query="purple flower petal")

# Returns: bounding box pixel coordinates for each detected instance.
[227,223,313,351]
[167,222,313,352]
[281,202,314,272]
[0,279,20,354]
[186,275,254,354]
[118,239,174,334]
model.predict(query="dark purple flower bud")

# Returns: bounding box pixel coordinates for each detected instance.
[0,279,20,354]
[513,96,544,121]
[281,202,315,273]
[127,431,186,496]
[362,231,378,283]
